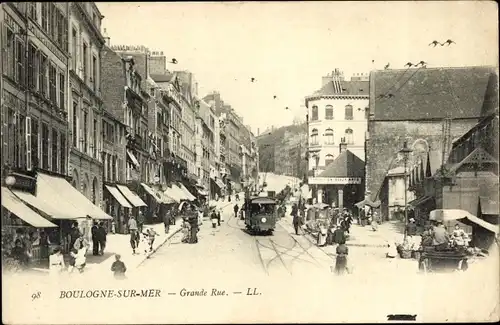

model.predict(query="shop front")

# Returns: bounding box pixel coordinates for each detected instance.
[115,185,147,232]
[104,184,132,234]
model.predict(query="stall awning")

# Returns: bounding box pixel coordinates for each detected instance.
[37,173,112,220]
[211,178,226,189]
[105,185,132,208]
[179,183,196,201]
[116,185,147,207]
[430,209,498,234]
[2,187,57,228]
[12,189,78,220]
[127,150,140,168]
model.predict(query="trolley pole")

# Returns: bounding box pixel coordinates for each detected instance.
[400,140,413,242]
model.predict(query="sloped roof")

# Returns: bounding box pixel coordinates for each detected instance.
[311,80,369,97]
[424,150,443,177]
[146,75,159,88]
[387,166,405,176]
[369,66,496,120]
[319,150,364,178]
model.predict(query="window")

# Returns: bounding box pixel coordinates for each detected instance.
[52,129,58,172]
[31,118,39,169]
[42,123,49,169]
[150,87,155,96]
[324,154,335,166]
[82,42,88,81]
[92,55,97,90]
[311,105,318,121]
[93,119,98,158]
[16,39,25,86]
[345,105,353,120]
[345,128,354,144]
[49,64,57,104]
[325,105,333,120]
[39,53,48,97]
[48,3,55,38]
[83,111,88,153]
[3,27,15,79]
[41,3,49,32]
[71,28,77,71]
[72,102,78,147]
[27,43,37,89]
[28,3,37,20]
[310,128,319,145]
[60,133,66,174]
[16,114,26,169]
[325,128,334,144]
[59,73,65,110]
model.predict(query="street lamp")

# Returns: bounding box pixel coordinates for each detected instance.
[399,140,413,241]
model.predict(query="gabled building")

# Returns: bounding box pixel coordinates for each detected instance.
[366,66,498,213]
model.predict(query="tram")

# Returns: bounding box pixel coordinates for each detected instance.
[244,195,278,235]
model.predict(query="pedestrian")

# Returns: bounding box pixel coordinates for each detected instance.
[69,222,80,249]
[74,245,87,273]
[91,221,99,256]
[217,208,223,223]
[187,205,199,244]
[111,220,116,234]
[73,233,87,252]
[137,210,145,234]
[317,220,328,247]
[198,207,204,227]
[143,227,158,253]
[333,226,347,245]
[163,210,171,234]
[111,254,127,280]
[49,247,65,276]
[128,216,139,255]
[181,217,191,243]
[292,205,301,236]
[335,240,349,275]
[233,204,239,219]
[98,222,107,255]
[211,209,218,229]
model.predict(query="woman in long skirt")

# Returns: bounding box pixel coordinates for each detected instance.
[317,221,328,247]
[181,217,191,243]
[335,242,349,275]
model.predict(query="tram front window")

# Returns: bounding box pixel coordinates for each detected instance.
[251,204,275,215]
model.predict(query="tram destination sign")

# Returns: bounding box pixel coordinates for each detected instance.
[308,177,362,185]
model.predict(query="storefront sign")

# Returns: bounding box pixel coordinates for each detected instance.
[308,177,362,185]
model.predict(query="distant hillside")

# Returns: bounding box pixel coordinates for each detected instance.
[257,122,307,172]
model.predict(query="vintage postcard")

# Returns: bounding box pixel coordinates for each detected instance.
[1,1,499,324]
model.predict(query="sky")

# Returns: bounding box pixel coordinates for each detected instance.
[97,1,498,134]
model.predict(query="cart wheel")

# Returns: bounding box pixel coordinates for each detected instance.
[461,259,468,271]
[421,258,429,274]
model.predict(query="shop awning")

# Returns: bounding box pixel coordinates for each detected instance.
[172,184,188,201]
[179,183,196,201]
[430,209,498,234]
[12,189,78,219]
[354,198,381,209]
[211,177,226,190]
[116,185,147,207]
[1,187,57,228]
[127,150,140,168]
[141,183,162,204]
[37,173,112,220]
[197,188,209,196]
[163,187,180,203]
[105,185,132,209]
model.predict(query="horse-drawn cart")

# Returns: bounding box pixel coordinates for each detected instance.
[418,248,468,273]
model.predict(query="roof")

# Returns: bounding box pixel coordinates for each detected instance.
[369,66,496,121]
[387,166,405,176]
[150,73,174,83]
[146,76,159,88]
[312,80,369,97]
[424,150,443,177]
[250,197,276,205]
[318,150,365,178]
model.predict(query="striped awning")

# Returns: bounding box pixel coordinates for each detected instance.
[105,185,132,208]
[116,185,147,207]
[2,187,58,228]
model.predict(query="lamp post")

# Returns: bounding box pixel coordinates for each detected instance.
[399,140,413,241]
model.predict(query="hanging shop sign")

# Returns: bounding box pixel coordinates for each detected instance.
[308,177,362,185]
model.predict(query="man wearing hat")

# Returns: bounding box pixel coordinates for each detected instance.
[406,218,418,236]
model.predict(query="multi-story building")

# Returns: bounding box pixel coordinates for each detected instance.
[1,2,69,178]
[305,69,369,207]
[68,2,105,206]
[100,44,149,222]
[194,97,214,195]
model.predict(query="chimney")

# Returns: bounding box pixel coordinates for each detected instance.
[103,28,110,47]
[339,137,347,154]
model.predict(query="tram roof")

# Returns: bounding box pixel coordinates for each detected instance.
[249,197,277,205]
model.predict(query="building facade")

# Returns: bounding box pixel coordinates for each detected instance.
[68,2,105,206]
[1,2,69,178]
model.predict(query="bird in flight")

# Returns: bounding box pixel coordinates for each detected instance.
[170,58,178,64]
[417,60,427,67]
[285,107,289,110]
[404,62,414,68]
[251,77,256,82]
[273,95,277,99]
[444,39,455,46]
[384,63,390,70]
[429,40,440,47]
